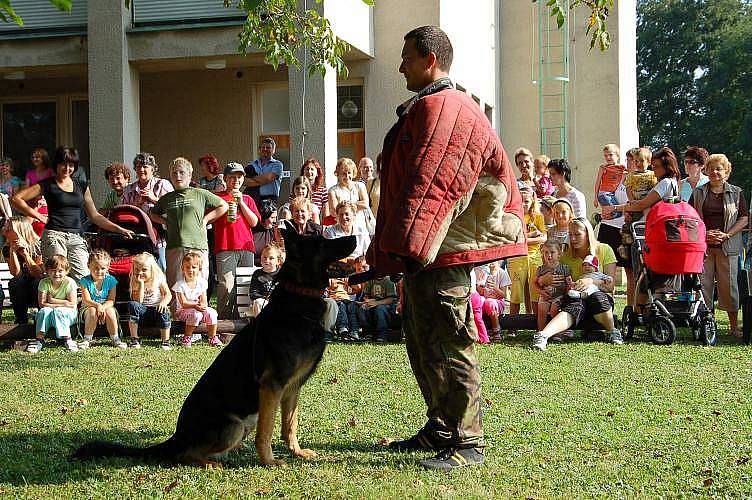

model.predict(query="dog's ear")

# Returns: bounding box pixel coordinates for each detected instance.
[324,235,357,262]
[280,219,297,243]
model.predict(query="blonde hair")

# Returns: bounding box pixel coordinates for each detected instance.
[534,155,550,166]
[170,157,193,175]
[567,218,599,258]
[45,254,70,272]
[636,147,652,163]
[705,153,732,176]
[335,157,357,177]
[514,147,534,163]
[5,217,40,258]
[181,251,203,271]
[603,143,621,160]
[290,196,313,214]
[261,242,285,263]
[88,249,112,267]
[129,252,165,291]
[335,200,357,214]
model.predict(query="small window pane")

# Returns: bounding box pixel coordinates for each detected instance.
[2,102,56,179]
[337,85,363,130]
[261,88,290,133]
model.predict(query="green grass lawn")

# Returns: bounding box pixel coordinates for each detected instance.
[1,302,751,498]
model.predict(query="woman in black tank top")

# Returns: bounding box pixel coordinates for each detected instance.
[12,147,134,282]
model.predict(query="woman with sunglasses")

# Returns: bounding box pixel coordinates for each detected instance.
[532,217,620,351]
[679,146,710,202]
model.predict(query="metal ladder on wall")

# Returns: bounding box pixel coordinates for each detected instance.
[534,1,570,159]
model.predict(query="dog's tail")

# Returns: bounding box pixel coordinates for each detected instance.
[72,435,179,461]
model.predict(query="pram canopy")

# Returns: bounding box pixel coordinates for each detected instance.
[643,199,706,274]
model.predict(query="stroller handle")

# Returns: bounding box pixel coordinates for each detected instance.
[630,221,646,239]
[84,231,151,240]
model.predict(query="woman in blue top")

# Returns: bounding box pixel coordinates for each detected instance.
[679,146,710,202]
[12,146,134,282]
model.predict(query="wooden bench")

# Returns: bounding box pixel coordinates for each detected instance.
[0,262,12,311]
[234,266,259,319]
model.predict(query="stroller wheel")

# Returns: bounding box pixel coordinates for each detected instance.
[621,306,635,340]
[650,316,676,345]
[700,314,718,347]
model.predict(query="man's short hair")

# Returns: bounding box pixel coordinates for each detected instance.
[261,137,276,150]
[404,26,453,71]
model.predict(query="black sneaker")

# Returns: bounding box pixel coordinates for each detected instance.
[373,333,389,343]
[387,433,436,452]
[418,447,485,471]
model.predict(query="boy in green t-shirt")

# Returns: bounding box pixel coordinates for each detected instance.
[150,158,228,293]
[356,275,399,343]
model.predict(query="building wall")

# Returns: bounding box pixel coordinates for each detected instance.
[139,67,285,172]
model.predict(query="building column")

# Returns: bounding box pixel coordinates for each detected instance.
[287,1,338,187]
[87,0,140,204]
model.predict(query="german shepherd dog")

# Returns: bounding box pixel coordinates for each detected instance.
[73,223,357,466]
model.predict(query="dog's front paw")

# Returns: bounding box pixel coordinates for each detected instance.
[293,448,317,459]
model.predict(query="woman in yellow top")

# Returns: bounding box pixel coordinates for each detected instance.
[531,218,620,351]
[507,187,547,321]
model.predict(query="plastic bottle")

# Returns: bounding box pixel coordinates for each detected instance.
[227,193,239,222]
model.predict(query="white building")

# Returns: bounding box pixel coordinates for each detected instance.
[0,0,636,206]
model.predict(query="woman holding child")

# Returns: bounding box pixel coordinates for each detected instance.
[12,146,134,282]
[532,218,620,351]
[2,217,44,324]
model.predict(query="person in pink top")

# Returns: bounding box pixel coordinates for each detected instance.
[213,162,261,319]
[25,148,54,208]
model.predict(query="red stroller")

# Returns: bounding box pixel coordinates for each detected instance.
[621,198,718,345]
[87,205,160,315]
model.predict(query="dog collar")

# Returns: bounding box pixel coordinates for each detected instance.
[280,282,324,298]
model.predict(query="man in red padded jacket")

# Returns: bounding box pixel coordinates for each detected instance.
[368,26,526,470]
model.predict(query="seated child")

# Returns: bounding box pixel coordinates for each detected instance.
[567,255,613,298]
[27,255,78,354]
[534,241,572,331]
[593,144,627,215]
[475,260,511,342]
[78,249,127,350]
[326,258,364,341]
[128,252,172,350]
[249,243,283,317]
[533,155,554,198]
[356,274,399,343]
[173,252,222,347]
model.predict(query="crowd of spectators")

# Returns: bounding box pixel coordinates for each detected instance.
[0,139,746,352]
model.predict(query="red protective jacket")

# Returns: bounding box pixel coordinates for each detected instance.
[369,86,527,274]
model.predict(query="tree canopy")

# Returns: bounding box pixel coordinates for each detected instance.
[637,0,752,190]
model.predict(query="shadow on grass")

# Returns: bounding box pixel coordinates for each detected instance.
[0,428,408,485]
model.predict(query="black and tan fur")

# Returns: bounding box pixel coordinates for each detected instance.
[73,224,356,466]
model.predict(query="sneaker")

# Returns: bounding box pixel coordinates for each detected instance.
[129,337,142,349]
[373,332,389,343]
[161,341,172,351]
[418,447,485,471]
[111,337,128,349]
[338,327,350,340]
[387,433,436,452]
[208,335,224,347]
[64,338,80,352]
[609,329,624,345]
[490,331,503,343]
[324,331,335,343]
[182,335,192,347]
[77,339,91,350]
[191,333,202,343]
[349,328,362,341]
[25,339,44,355]
[561,329,575,339]
[532,332,548,351]
[504,329,516,339]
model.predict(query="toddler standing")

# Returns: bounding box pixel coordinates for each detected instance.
[27,255,78,354]
[78,249,127,349]
[128,252,172,350]
[535,241,572,331]
[173,252,222,347]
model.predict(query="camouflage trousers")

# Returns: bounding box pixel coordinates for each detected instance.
[402,263,484,448]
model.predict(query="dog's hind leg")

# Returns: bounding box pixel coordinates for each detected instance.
[255,385,285,467]
[281,387,317,459]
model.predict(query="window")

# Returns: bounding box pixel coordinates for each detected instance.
[337,84,365,161]
[1,102,56,179]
